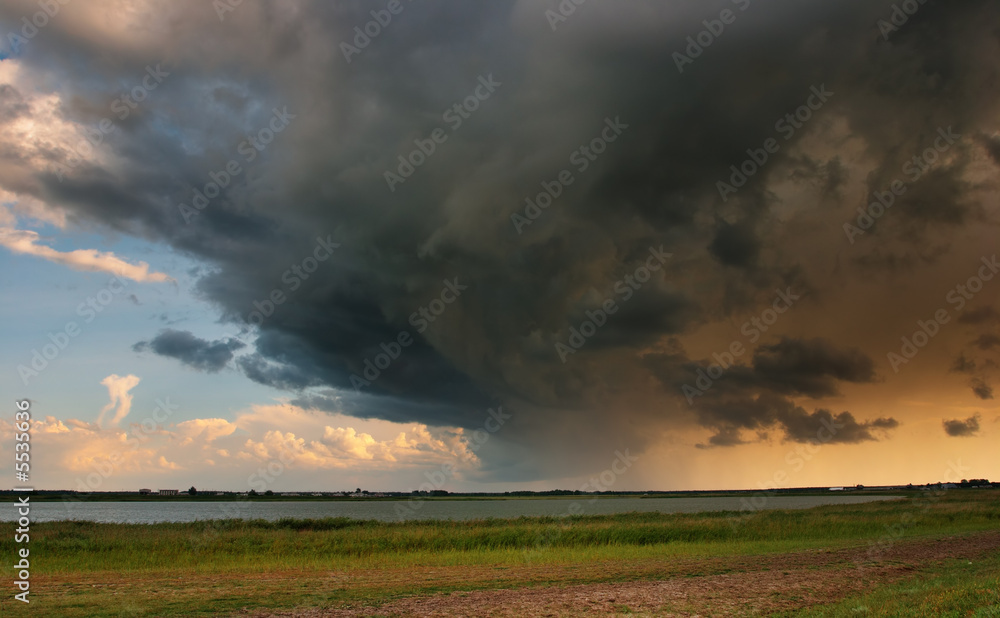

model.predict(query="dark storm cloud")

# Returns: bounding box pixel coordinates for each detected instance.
[958,306,999,325]
[774,408,898,445]
[978,133,1000,166]
[970,379,994,400]
[650,336,877,402]
[950,354,976,374]
[237,353,324,392]
[695,425,746,449]
[973,334,1000,350]
[943,414,981,437]
[708,221,760,269]
[750,337,877,397]
[694,394,898,448]
[133,329,244,373]
[646,339,893,447]
[1,0,996,478]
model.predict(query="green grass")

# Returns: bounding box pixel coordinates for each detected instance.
[12,492,1000,574]
[1,489,998,616]
[786,551,1000,617]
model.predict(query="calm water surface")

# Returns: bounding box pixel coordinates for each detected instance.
[3,495,899,524]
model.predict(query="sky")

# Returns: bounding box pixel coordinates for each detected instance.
[0,0,997,494]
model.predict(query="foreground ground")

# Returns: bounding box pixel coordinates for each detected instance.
[253,530,1000,617]
[1,490,998,616]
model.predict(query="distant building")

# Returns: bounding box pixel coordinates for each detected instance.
[139,488,152,495]
[829,487,844,491]
[158,489,179,496]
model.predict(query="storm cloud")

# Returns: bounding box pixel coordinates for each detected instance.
[750,338,877,398]
[1,0,997,481]
[943,414,981,437]
[133,330,245,373]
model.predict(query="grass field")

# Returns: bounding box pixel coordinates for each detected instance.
[1,489,998,616]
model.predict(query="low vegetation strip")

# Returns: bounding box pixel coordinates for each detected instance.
[0,490,997,616]
[265,532,1000,616]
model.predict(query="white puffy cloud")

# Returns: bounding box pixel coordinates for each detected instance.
[0,227,174,283]
[0,399,482,490]
[174,418,238,446]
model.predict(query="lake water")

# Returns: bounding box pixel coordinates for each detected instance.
[2,495,898,524]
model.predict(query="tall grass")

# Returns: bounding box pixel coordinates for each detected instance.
[7,490,999,575]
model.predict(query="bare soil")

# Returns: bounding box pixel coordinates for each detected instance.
[250,530,1000,617]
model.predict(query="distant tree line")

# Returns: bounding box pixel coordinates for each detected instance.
[959,479,991,487]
